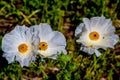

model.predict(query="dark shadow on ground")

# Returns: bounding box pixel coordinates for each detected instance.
[0,50,8,71]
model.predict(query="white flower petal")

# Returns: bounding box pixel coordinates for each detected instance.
[38,46,66,58]
[75,23,84,36]
[15,53,35,67]
[47,31,66,46]
[112,35,119,45]
[2,25,35,67]
[36,23,67,59]
[81,47,94,54]
[106,34,119,48]
[2,52,16,64]
[76,16,119,56]
[15,25,30,41]
[31,23,52,38]
[83,18,91,31]
[39,31,55,42]
[94,49,101,57]
[103,26,115,35]
[48,55,58,59]
[90,16,105,28]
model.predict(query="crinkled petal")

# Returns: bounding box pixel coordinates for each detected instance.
[14,25,30,41]
[112,34,119,45]
[31,23,53,39]
[94,49,101,57]
[48,48,67,59]
[40,31,66,46]
[104,34,119,48]
[90,16,115,34]
[81,46,101,57]
[2,52,16,64]
[76,16,119,57]
[15,50,36,67]
[38,46,66,59]
[2,25,35,67]
[2,38,27,56]
[90,16,105,28]
[33,23,67,59]
[2,26,29,54]
[83,18,91,32]
[101,19,115,33]
[48,31,66,46]
[75,23,84,37]
[81,47,95,54]
[16,54,35,67]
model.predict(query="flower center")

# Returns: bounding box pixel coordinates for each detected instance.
[18,43,28,54]
[89,31,99,40]
[38,42,48,51]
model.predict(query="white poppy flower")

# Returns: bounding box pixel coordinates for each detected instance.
[75,16,119,56]
[30,23,67,59]
[2,25,36,67]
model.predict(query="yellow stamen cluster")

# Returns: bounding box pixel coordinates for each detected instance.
[38,42,48,51]
[89,31,99,41]
[18,43,28,54]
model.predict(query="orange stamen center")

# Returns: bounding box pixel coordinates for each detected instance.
[89,31,99,40]
[38,42,48,51]
[18,43,28,54]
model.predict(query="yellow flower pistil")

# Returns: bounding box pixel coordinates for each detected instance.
[89,31,99,41]
[38,42,48,51]
[18,43,28,54]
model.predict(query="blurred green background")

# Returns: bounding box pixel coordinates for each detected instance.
[0,0,120,80]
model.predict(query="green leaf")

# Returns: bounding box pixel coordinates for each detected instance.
[59,53,71,62]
